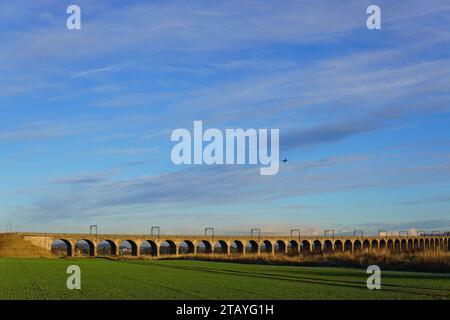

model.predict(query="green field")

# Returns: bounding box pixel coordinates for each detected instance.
[0,258,449,300]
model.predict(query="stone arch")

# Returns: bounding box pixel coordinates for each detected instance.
[371,239,378,252]
[160,240,177,255]
[246,240,259,254]
[75,239,95,256]
[394,239,400,252]
[425,238,430,250]
[97,239,117,256]
[379,239,386,251]
[354,240,362,252]
[344,240,352,252]
[419,238,424,250]
[119,240,138,256]
[274,240,287,254]
[430,239,435,251]
[323,240,333,253]
[401,239,407,251]
[439,238,443,250]
[213,240,228,254]
[312,240,322,253]
[197,240,212,254]
[287,240,299,254]
[260,240,273,254]
[141,240,158,256]
[231,240,244,254]
[334,240,343,252]
[363,240,370,252]
[408,239,413,251]
[300,240,311,254]
[51,239,73,256]
[387,239,394,251]
[445,238,449,251]
[179,240,195,254]
[413,239,419,251]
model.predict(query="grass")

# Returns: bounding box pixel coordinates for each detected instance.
[0,258,449,300]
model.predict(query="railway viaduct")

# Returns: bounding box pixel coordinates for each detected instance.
[18,232,450,257]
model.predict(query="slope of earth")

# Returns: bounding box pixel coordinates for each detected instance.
[0,234,51,258]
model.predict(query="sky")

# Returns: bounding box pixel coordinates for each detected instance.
[1,0,450,235]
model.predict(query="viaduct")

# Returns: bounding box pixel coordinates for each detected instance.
[18,232,450,257]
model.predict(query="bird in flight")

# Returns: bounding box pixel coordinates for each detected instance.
[282,157,288,163]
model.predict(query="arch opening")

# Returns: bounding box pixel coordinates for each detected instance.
[179,240,195,254]
[363,240,370,252]
[344,240,352,253]
[413,239,419,251]
[213,240,228,254]
[51,239,72,256]
[231,240,244,254]
[260,240,273,254]
[287,240,299,255]
[394,239,400,252]
[274,240,286,254]
[407,239,413,251]
[196,240,212,254]
[160,240,177,255]
[141,240,158,256]
[119,240,138,256]
[75,239,95,257]
[97,240,117,256]
[323,240,332,253]
[379,240,386,251]
[334,240,343,252]
[354,240,362,252]
[300,240,311,254]
[371,240,378,252]
[246,240,259,254]
[312,240,322,253]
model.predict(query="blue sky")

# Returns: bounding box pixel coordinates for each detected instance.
[1,0,450,234]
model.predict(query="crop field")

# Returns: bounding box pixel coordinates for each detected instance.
[0,258,449,300]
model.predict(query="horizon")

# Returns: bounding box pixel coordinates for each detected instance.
[6,226,450,237]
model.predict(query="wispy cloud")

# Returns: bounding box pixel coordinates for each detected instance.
[122,160,152,167]
[73,64,124,78]
[282,118,387,150]
[0,121,97,142]
[93,147,155,156]
[51,171,115,185]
